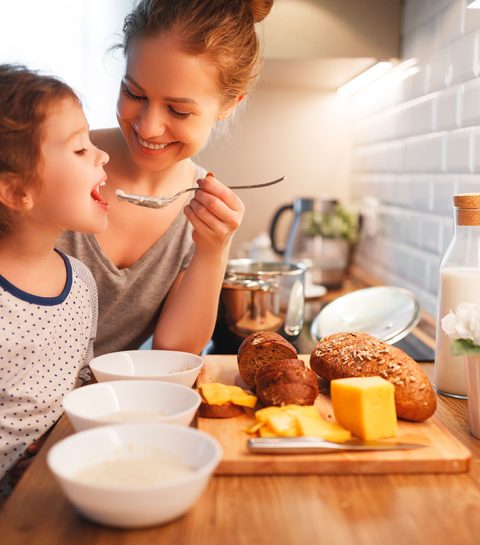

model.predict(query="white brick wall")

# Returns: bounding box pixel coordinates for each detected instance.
[352,0,480,317]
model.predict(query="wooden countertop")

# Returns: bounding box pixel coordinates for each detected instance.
[1,361,480,545]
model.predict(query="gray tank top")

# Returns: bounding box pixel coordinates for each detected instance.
[57,165,207,356]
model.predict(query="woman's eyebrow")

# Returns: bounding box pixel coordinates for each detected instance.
[163,96,198,105]
[123,74,145,91]
[123,74,198,105]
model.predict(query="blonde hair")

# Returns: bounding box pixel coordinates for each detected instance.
[120,0,273,105]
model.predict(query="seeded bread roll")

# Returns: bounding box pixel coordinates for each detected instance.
[256,359,319,406]
[237,331,298,387]
[310,332,436,422]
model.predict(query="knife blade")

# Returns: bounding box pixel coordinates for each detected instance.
[247,437,426,454]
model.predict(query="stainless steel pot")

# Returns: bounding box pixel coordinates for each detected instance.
[220,259,306,339]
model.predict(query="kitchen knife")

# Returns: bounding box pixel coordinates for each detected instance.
[247,436,426,454]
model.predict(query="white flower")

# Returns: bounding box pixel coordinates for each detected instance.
[441,302,480,345]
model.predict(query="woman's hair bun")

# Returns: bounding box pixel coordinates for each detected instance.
[248,0,274,23]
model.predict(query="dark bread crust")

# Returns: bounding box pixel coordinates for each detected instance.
[198,402,245,418]
[256,359,319,406]
[310,332,436,422]
[237,331,297,387]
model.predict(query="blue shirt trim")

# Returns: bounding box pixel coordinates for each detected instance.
[0,249,72,306]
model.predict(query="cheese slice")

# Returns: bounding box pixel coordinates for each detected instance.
[295,415,352,442]
[267,413,298,437]
[331,376,398,441]
[199,383,257,407]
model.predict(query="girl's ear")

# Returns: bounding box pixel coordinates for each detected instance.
[218,94,247,120]
[0,175,33,211]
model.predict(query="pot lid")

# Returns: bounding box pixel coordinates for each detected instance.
[310,286,420,344]
[225,259,305,277]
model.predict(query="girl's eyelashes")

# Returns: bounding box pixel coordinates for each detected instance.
[75,148,88,155]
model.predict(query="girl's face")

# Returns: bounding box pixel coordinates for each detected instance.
[117,34,235,172]
[29,98,109,234]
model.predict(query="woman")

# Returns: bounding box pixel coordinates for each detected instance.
[58,0,274,356]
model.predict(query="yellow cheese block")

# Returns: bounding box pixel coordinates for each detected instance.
[331,376,398,441]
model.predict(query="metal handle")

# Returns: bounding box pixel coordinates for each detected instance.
[247,437,347,454]
[247,437,425,454]
[269,203,294,256]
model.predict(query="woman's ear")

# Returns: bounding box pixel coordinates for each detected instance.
[0,175,33,211]
[218,94,247,120]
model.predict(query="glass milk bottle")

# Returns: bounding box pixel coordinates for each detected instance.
[435,194,480,398]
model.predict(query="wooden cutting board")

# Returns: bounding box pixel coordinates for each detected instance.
[197,355,471,475]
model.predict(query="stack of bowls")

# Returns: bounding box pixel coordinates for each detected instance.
[47,350,222,528]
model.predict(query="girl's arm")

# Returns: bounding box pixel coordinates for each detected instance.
[152,175,245,353]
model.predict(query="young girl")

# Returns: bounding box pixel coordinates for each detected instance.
[0,64,109,493]
[58,0,274,356]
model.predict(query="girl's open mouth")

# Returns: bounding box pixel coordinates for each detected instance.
[91,181,109,211]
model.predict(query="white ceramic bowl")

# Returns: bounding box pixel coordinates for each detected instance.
[62,380,201,432]
[90,350,204,387]
[47,423,222,528]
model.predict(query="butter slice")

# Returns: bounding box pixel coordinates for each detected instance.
[331,376,397,441]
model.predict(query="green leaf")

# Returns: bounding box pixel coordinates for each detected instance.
[450,339,480,356]
[302,205,359,243]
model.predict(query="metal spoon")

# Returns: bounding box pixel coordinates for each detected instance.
[116,176,286,209]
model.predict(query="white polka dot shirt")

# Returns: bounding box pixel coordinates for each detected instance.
[0,251,97,489]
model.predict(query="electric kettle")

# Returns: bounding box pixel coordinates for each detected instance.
[269,197,338,259]
[269,197,350,288]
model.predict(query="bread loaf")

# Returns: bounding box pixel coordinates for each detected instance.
[198,402,245,418]
[237,331,297,387]
[310,332,436,422]
[255,359,319,406]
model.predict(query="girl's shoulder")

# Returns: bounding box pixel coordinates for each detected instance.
[64,254,97,293]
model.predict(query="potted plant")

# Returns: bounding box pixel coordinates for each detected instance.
[441,302,480,438]
[301,204,360,287]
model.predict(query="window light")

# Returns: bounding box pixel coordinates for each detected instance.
[337,61,394,97]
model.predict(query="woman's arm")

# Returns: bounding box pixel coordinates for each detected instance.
[152,174,245,353]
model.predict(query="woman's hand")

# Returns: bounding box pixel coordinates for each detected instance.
[184,173,245,255]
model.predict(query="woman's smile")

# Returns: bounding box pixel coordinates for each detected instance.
[133,127,179,156]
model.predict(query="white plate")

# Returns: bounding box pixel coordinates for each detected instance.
[310,286,420,344]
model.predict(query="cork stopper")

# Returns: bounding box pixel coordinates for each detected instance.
[454,193,480,209]
[454,194,480,226]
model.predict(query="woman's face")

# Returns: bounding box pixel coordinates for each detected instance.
[117,34,232,173]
